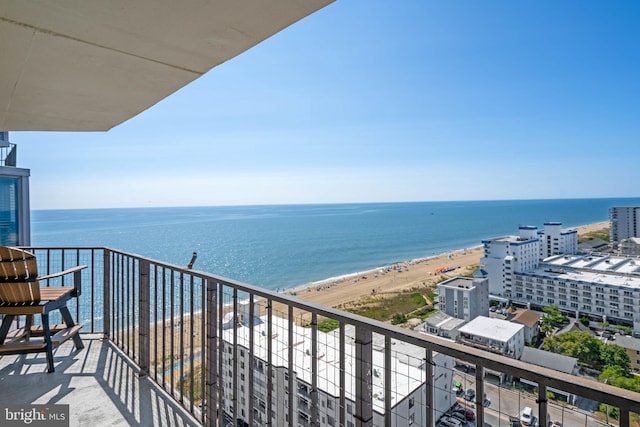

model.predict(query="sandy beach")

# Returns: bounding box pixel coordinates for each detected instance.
[152,221,609,378]
[287,221,609,310]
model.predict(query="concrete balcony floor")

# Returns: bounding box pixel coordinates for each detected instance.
[0,336,200,427]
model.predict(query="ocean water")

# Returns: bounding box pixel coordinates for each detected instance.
[31,198,639,291]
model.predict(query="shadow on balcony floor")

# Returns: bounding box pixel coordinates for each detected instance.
[0,335,201,427]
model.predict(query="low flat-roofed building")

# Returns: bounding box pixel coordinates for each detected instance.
[417,311,466,341]
[578,238,610,254]
[457,316,525,360]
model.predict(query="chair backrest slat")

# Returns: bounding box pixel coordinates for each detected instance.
[0,247,40,303]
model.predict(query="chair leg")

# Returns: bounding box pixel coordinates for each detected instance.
[41,313,55,373]
[59,306,84,350]
[25,315,33,340]
[0,315,15,344]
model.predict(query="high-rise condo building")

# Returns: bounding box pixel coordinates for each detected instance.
[610,206,640,244]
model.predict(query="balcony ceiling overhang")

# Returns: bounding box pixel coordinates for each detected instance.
[0,0,333,132]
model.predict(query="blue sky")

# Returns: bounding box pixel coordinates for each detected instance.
[12,1,640,209]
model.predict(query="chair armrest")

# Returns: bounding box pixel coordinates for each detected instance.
[39,265,87,281]
[39,265,87,297]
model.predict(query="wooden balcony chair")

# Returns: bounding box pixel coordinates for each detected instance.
[0,247,86,373]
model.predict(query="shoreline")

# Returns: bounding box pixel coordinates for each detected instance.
[288,221,609,310]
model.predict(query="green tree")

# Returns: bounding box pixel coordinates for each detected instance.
[599,366,640,393]
[598,403,619,420]
[542,331,602,368]
[600,344,631,374]
[541,305,569,330]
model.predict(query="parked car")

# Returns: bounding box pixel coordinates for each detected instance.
[451,412,467,423]
[464,388,475,401]
[439,416,463,427]
[520,406,533,426]
[453,406,475,421]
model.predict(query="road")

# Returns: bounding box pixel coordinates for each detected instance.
[452,369,611,427]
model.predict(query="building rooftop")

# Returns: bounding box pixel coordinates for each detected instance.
[510,309,541,328]
[614,334,640,352]
[521,347,577,375]
[422,311,466,331]
[439,276,475,290]
[223,315,428,412]
[458,316,524,342]
[535,254,640,289]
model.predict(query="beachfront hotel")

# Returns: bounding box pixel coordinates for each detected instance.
[1,2,639,427]
[480,222,578,297]
[510,253,640,334]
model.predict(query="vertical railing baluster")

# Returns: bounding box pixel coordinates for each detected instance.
[620,408,630,427]
[287,306,294,427]
[131,258,137,361]
[339,323,346,427]
[90,249,95,333]
[425,349,433,427]
[118,254,124,348]
[162,266,167,389]
[138,259,150,377]
[311,312,318,426]
[200,277,206,424]
[232,288,238,423]
[248,294,255,427]
[189,274,195,413]
[476,365,485,427]
[170,270,175,396]
[539,383,548,427]
[266,298,273,427]
[179,271,185,402]
[384,336,392,426]
[354,326,373,427]
[217,283,224,427]
[103,250,110,339]
[205,278,217,427]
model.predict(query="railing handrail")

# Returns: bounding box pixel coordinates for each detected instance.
[22,246,640,426]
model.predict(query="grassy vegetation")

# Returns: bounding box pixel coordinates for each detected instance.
[577,226,610,243]
[459,264,479,278]
[317,318,340,332]
[343,291,430,322]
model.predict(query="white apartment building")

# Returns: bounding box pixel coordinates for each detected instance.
[457,316,525,360]
[436,276,489,321]
[610,206,640,244]
[511,254,640,334]
[220,302,456,427]
[481,223,578,297]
